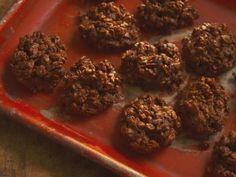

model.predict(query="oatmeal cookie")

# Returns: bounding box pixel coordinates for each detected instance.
[136,0,199,33]
[208,131,236,177]
[120,41,183,90]
[120,95,181,153]
[10,31,67,92]
[175,77,229,139]
[182,23,236,76]
[79,2,140,50]
[62,56,123,116]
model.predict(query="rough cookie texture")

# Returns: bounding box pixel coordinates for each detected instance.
[136,0,199,33]
[208,131,236,177]
[182,23,236,76]
[79,2,140,51]
[175,77,229,140]
[10,31,67,92]
[61,56,123,116]
[120,41,183,90]
[120,95,181,153]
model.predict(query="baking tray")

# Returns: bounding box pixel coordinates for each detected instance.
[0,0,236,177]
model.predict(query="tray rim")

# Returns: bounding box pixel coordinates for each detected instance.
[0,1,147,177]
[0,94,145,177]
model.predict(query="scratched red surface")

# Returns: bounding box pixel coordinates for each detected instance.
[0,0,236,177]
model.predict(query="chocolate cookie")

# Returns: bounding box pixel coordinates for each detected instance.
[208,131,236,177]
[61,56,123,116]
[79,2,140,51]
[136,0,199,33]
[182,23,236,76]
[175,77,229,139]
[120,41,184,90]
[10,31,67,92]
[120,95,181,153]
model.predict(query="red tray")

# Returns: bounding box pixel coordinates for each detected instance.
[0,0,236,177]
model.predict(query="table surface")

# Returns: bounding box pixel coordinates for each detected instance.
[0,1,118,177]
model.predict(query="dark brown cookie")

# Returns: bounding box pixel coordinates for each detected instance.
[10,31,67,93]
[120,95,181,153]
[182,23,236,76]
[120,41,184,90]
[208,131,236,177]
[79,2,140,51]
[136,0,199,33]
[61,56,123,116]
[175,77,229,140]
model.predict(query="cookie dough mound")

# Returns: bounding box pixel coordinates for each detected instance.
[136,0,199,33]
[182,23,236,76]
[120,95,181,153]
[120,41,183,90]
[79,2,140,50]
[11,31,67,92]
[62,56,123,116]
[176,77,229,139]
[208,131,236,177]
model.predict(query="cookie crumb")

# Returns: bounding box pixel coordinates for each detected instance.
[198,141,210,151]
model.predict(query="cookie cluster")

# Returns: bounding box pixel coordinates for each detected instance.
[121,95,181,153]
[79,2,140,51]
[176,77,229,139]
[182,23,236,76]
[136,0,199,33]
[61,57,123,116]
[120,41,183,90]
[11,32,67,92]
[208,131,236,177]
